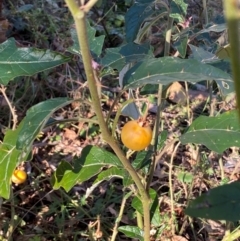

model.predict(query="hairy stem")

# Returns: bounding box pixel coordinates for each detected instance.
[224,0,240,119]
[64,0,151,240]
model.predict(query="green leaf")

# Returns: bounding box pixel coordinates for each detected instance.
[157,130,168,151]
[52,145,122,192]
[132,150,153,171]
[0,123,31,199]
[118,226,144,241]
[140,84,158,95]
[189,44,220,63]
[198,23,226,34]
[177,171,193,184]
[69,20,105,58]
[17,97,72,150]
[93,166,126,184]
[189,45,231,76]
[180,110,240,154]
[101,42,152,71]
[174,34,188,58]
[185,181,240,221]
[125,0,155,42]
[123,57,233,95]
[170,0,188,23]
[0,38,70,85]
[122,172,134,187]
[215,44,231,60]
[131,189,162,226]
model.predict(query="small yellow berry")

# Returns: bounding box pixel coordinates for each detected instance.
[11,170,27,184]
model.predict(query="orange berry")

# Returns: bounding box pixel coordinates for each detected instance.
[121,120,152,151]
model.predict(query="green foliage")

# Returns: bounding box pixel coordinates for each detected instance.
[122,57,233,95]
[0,123,30,199]
[69,19,105,58]
[180,110,240,153]
[170,0,188,23]
[131,189,162,226]
[125,0,155,42]
[177,171,193,184]
[118,226,144,241]
[1,0,240,240]
[185,181,240,221]
[52,145,123,191]
[101,42,153,71]
[16,98,72,150]
[0,38,70,85]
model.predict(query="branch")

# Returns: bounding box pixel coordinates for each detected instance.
[64,1,151,240]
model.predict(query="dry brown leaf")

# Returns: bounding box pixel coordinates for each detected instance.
[0,19,9,43]
[171,235,188,241]
[167,82,187,104]
[63,128,77,140]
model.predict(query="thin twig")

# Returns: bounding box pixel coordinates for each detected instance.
[202,0,208,25]
[6,188,14,241]
[185,81,190,121]
[169,141,181,236]
[111,191,132,241]
[147,16,174,191]
[0,85,18,130]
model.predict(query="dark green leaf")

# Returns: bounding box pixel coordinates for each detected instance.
[101,42,152,71]
[68,20,105,58]
[174,34,188,58]
[186,181,240,221]
[123,57,233,95]
[53,145,122,191]
[125,0,155,42]
[198,23,226,34]
[157,130,168,151]
[140,84,158,95]
[17,98,72,150]
[132,150,153,171]
[118,226,144,241]
[189,44,220,63]
[170,0,188,23]
[0,38,70,85]
[189,45,231,77]
[132,189,162,226]
[180,110,240,153]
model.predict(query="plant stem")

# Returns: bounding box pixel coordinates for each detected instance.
[208,80,215,116]
[202,0,208,25]
[111,191,132,241]
[164,17,174,56]
[169,141,180,235]
[223,0,240,119]
[0,85,18,130]
[147,16,174,191]
[222,228,240,241]
[6,188,14,241]
[64,1,151,240]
